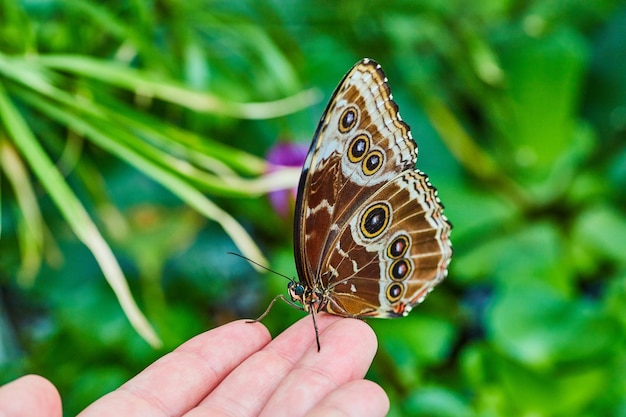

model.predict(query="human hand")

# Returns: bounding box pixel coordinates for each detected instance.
[0,314,389,417]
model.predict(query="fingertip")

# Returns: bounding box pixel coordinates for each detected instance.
[291,317,379,383]
[265,313,342,358]
[321,317,378,358]
[306,379,389,417]
[184,319,272,353]
[364,380,390,414]
[0,375,62,417]
[15,374,61,409]
[341,317,378,348]
[232,319,273,342]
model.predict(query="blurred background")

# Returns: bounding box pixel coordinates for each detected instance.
[1,0,625,415]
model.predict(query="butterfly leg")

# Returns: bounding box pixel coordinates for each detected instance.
[247,294,304,323]
[310,307,321,352]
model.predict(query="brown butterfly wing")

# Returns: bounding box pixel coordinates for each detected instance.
[295,59,418,290]
[320,171,452,317]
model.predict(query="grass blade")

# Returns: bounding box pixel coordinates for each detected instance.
[0,139,44,285]
[0,81,162,348]
[20,89,268,269]
[37,55,322,119]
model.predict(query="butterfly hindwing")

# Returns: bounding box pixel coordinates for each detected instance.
[320,170,452,317]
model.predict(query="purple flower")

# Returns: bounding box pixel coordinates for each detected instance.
[266,142,308,217]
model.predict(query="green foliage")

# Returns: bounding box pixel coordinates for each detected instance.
[1,0,625,416]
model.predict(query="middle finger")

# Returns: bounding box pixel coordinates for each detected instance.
[187,313,342,416]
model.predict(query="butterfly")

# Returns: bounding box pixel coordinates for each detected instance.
[257,58,452,351]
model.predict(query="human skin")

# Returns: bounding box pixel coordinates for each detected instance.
[0,314,389,417]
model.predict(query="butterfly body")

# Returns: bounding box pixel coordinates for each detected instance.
[289,58,452,331]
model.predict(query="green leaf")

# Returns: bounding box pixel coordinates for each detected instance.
[487,286,618,369]
[572,204,626,265]
[372,315,457,366]
[404,387,473,417]
[455,222,571,291]
[496,27,589,181]
[494,353,609,415]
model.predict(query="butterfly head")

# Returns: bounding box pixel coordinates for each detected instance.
[287,281,306,303]
[288,280,325,314]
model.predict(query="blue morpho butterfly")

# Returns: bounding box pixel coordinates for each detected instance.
[242,58,451,351]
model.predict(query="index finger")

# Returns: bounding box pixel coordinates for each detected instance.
[192,313,379,417]
[77,320,271,417]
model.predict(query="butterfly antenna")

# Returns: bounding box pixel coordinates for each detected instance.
[227,252,294,282]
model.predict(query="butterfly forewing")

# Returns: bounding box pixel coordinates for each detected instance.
[294,59,420,290]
